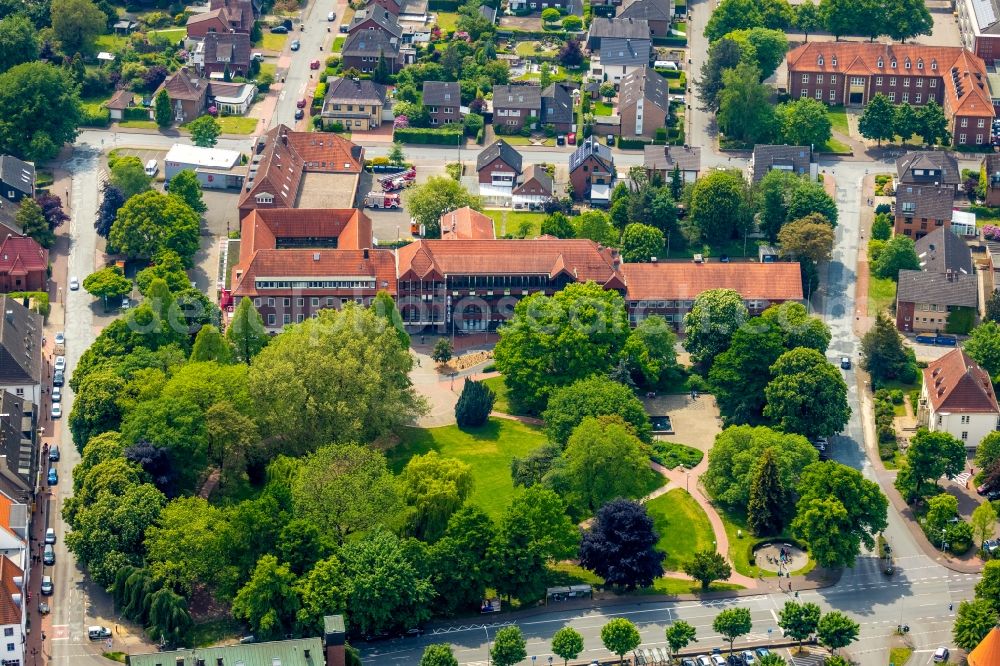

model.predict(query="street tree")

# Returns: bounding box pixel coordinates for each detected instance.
[775,98,831,147]
[601,618,642,665]
[166,170,207,214]
[895,429,966,498]
[747,448,788,536]
[873,235,921,280]
[83,266,132,310]
[794,1,822,39]
[429,505,494,616]
[778,601,821,650]
[717,62,777,145]
[110,155,153,199]
[407,175,482,237]
[713,608,753,655]
[620,223,665,262]
[50,0,104,54]
[579,498,665,588]
[190,325,233,364]
[965,321,1000,381]
[705,425,818,508]
[916,100,951,145]
[551,627,584,666]
[787,183,838,225]
[884,0,933,42]
[15,198,54,247]
[688,169,751,244]
[491,627,527,666]
[96,183,125,239]
[975,431,1000,478]
[431,337,453,364]
[858,94,896,145]
[372,290,410,349]
[759,301,831,353]
[683,549,732,590]
[399,451,474,542]
[698,37,743,111]
[387,142,406,165]
[0,15,38,74]
[0,61,81,162]
[793,461,888,567]
[683,288,749,367]
[108,191,201,265]
[953,599,998,651]
[975,561,1000,614]
[764,348,850,439]
[154,90,173,127]
[494,282,630,414]
[454,378,495,428]
[292,444,403,544]
[226,298,268,364]
[816,611,860,653]
[871,213,892,241]
[665,621,698,660]
[861,312,914,384]
[543,376,652,445]
[187,115,221,147]
[777,214,835,264]
[231,555,300,641]
[419,645,459,666]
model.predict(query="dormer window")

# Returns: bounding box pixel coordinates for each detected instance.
[917,59,924,69]
[877,58,883,67]
[255,192,274,204]
[905,59,911,69]
[891,60,897,68]
[931,60,937,70]
[818,55,824,65]
[831,56,837,66]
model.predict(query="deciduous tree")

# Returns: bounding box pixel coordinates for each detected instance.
[407,176,482,237]
[895,429,966,498]
[226,298,268,364]
[884,0,933,42]
[816,611,859,653]
[862,312,914,383]
[683,549,732,590]
[601,618,641,665]
[873,235,920,280]
[764,347,850,439]
[717,62,777,145]
[551,627,584,665]
[0,15,38,74]
[83,266,131,310]
[579,498,665,588]
[965,321,1000,381]
[698,37,743,111]
[683,288,748,367]
[51,0,104,54]
[109,191,200,265]
[775,97,832,148]
[778,601,821,649]
[429,505,494,615]
[543,376,651,445]
[231,555,300,640]
[0,61,81,162]
[431,337,453,364]
[709,325,785,424]
[420,645,459,666]
[620,223,665,262]
[96,183,125,239]
[794,1,822,39]
[491,627,527,666]
[714,607,753,654]
[400,451,473,542]
[777,214,835,264]
[110,155,153,199]
[858,94,896,145]
[666,621,698,660]
[166,169,207,214]
[187,115,221,147]
[622,315,678,388]
[787,183,838,225]
[688,169,751,245]
[723,27,788,79]
[974,560,1000,614]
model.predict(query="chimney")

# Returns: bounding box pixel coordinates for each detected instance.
[324,615,347,666]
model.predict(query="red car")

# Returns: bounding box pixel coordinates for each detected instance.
[310,59,321,69]
[296,98,307,109]
[567,132,577,145]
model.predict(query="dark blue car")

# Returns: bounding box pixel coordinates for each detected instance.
[47,467,57,485]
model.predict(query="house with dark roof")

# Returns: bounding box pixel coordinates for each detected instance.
[569,137,616,203]
[897,151,961,191]
[440,207,496,240]
[348,7,404,39]
[368,0,428,19]
[0,390,37,496]
[541,83,575,133]
[321,78,387,130]
[621,262,804,326]
[914,228,973,275]
[0,296,42,407]
[586,17,650,50]
[239,125,365,217]
[893,182,956,239]
[0,236,47,293]
[341,31,403,75]
[476,139,523,204]
[0,157,34,203]
[152,68,257,124]
[643,145,701,183]
[617,0,672,37]
[895,269,978,333]
[590,36,652,83]
[918,348,999,449]
[492,84,542,131]
[983,153,1000,206]
[196,31,252,77]
[512,164,555,209]
[106,89,136,122]
[748,145,815,184]
[618,66,669,138]
[784,42,995,146]
[422,81,463,126]
[208,0,256,32]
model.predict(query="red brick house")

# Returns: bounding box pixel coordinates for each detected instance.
[422,81,463,127]
[476,140,523,187]
[492,84,542,131]
[347,7,404,40]
[569,137,616,203]
[785,42,995,146]
[0,235,47,292]
[185,9,231,38]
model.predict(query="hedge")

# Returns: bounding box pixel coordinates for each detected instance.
[393,127,463,145]
[80,105,111,127]
[122,106,151,121]
[428,0,461,8]
[618,137,649,149]
[8,291,50,319]
[653,36,688,47]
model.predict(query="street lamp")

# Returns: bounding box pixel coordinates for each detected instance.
[484,626,491,666]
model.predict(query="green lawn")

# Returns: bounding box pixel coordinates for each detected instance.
[482,375,513,415]
[649,578,742,594]
[889,647,913,665]
[258,32,287,51]
[435,11,460,31]
[94,33,128,52]
[484,210,547,238]
[260,62,277,79]
[388,418,545,519]
[868,276,897,316]
[820,137,852,154]
[118,120,159,129]
[216,116,259,134]
[716,504,816,579]
[515,41,558,58]
[827,106,850,135]
[149,27,185,42]
[593,100,614,116]
[647,489,715,571]
[650,441,704,469]
[497,135,555,147]
[332,36,346,52]
[546,563,742,595]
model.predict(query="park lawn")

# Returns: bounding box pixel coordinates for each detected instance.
[216,116,259,134]
[716,504,815,579]
[435,11,460,31]
[868,276,897,316]
[547,563,743,595]
[258,32,287,51]
[482,375,512,415]
[548,562,605,586]
[647,489,715,571]
[889,647,913,665]
[388,418,545,519]
[149,27,185,42]
[484,210,547,237]
[820,137,852,154]
[650,441,704,469]
[94,33,128,52]
[827,106,850,135]
[649,578,742,594]
[118,120,158,129]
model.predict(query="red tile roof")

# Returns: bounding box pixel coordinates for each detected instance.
[620,262,804,301]
[239,208,372,258]
[0,555,22,626]
[923,348,1000,414]
[0,235,47,276]
[439,207,496,240]
[239,125,364,213]
[395,238,625,288]
[231,248,397,297]
[969,627,1000,666]
[786,42,995,119]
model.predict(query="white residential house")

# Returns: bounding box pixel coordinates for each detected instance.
[919,348,1000,450]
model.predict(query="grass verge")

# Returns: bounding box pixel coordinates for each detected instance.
[497,135,556,146]
[868,276,897,316]
[647,489,714,571]
[547,563,743,595]
[820,137,852,154]
[484,210,547,237]
[889,646,913,665]
[118,120,159,129]
[388,418,545,519]
[216,116,259,134]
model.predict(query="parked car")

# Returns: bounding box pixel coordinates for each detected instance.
[695,656,712,666]
[69,276,79,290]
[754,648,770,659]
[339,23,349,32]
[54,355,65,371]
[40,576,53,595]
[680,660,697,666]
[741,651,756,665]
[51,386,61,403]
[43,545,54,565]
[327,10,336,20]
[711,655,726,666]
[49,445,59,462]
[297,98,307,108]
[841,356,852,369]
[567,132,576,145]
[252,52,263,61]
[295,108,305,120]
[310,59,321,69]
[933,647,949,663]
[47,467,58,485]
[606,134,616,146]
[556,134,565,146]
[50,403,61,419]
[122,296,130,310]
[88,627,112,640]
[45,528,55,544]
[290,39,300,50]
[270,25,288,33]
[53,370,64,387]
[54,331,65,346]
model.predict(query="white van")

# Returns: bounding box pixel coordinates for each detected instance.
[654,60,679,70]
[88,626,112,640]
[144,159,158,177]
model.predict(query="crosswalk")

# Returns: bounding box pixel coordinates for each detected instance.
[952,471,971,487]
[785,648,829,666]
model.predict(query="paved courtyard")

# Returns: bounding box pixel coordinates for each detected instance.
[643,392,723,452]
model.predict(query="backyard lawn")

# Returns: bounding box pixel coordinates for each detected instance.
[484,210,547,237]
[94,33,128,52]
[388,418,545,519]
[868,276,897,315]
[149,27,185,42]
[498,135,555,147]
[515,41,558,58]
[260,62,277,79]
[827,106,850,135]
[593,100,614,116]
[258,32,287,51]
[647,489,714,571]
[434,11,460,31]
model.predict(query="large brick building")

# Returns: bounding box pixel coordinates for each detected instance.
[785,43,995,146]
